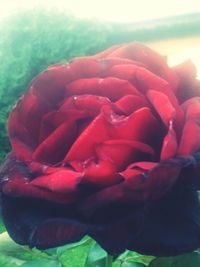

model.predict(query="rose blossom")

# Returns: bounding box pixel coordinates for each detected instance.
[1,43,200,256]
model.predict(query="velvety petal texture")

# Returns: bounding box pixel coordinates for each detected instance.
[1,42,200,256]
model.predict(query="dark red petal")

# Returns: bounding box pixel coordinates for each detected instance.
[115,95,148,115]
[66,77,141,101]
[161,121,177,160]
[31,57,106,105]
[38,111,79,143]
[8,110,35,161]
[147,90,176,127]
[9,87,52,142]
[65,107,159,167]
[60,94,111,115]
[33,122,77,164]
[80,161,180,217]
[31,169,82,193]
[3,177,74,204]
[125,161,181,201]
[30,219,87,249]
[64,112,112,165]
[109,64,184,133]
[178,120,200,156]
[121,162,158,181]
[82,159,122,187]
[1,194,87,249]
[108,42,178,91]
[96,139,154,170]
[174,60,200,103]
[129,188,200,256]
[8,139,33,162]
[181,97,200,120]
[178,97,200,156]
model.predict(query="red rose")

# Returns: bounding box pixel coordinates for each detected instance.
[1,43,200,256]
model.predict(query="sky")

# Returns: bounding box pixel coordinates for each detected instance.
[0,0,200,23]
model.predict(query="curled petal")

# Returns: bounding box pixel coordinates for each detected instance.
[66,77,141,101]
[31,169,82,193]
[147,90,176,126]
[33,122,77,164]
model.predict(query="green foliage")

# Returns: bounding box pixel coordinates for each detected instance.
[149,252,200,267]
[85,242,107,267]
[1,231,200,267]
[0,218,6,233]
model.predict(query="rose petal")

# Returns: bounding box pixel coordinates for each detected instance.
[38,111,79,143]
[108,42,178,91]
[109,64,184,133]
[33,122,77,164]
[115,95,148,115]
[122,162,158,180]
[96,139,154,170]
[128,187,200,256]
[65,107,159,167]
[31,169,82,193]
[66,77,141,101]
[178,97,200,156]
[181,97,200,121]
[82,159,122,187]
[178,120,200,156]
[147,90,176,126]
[161,121,177,160]
[80,160,181,216]
[31,57,110,107]
[174,60,200,103]
[60,94,111,115]
[1,195,87,249]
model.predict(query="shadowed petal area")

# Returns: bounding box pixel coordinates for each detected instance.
[0,195,88,249]
[0,154,76,203]
[88,204,147,255]
[128,185,200,256]
[79,160,181,219]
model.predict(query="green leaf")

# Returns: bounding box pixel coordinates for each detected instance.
[20,259,62,267]
[0,220,6,234]
[149,252,200,267]
[117,251,133,260]
[56,236,91,256]
[0,232,56,264]
[122,262,146,267]
[0,253,25,267]
[116,250,154,266]
[85,242,107,267]
[0,232,26,256]
[58,238,94,267]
